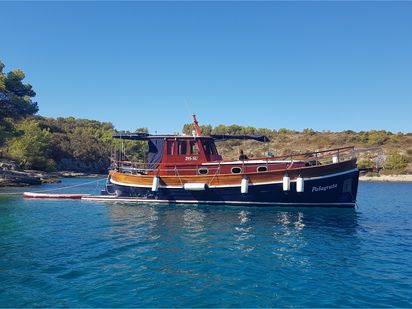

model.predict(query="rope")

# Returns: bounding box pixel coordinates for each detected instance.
[174,166,184,187]
[286,160,295,170]
[208,163,221,186]
[0,178,106,195]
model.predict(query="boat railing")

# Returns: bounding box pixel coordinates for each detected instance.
[111,146,356,175]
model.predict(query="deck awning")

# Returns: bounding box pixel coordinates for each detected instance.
[112,133,270,142]
[112,133,151,140]
[210,134,270,142]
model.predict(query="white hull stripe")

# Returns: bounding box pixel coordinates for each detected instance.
[110,168,358,189]
[81,196,355,206]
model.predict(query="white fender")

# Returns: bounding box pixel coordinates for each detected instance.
[283,175,290,191]
[241,177,249,194]
[184,183,206,191]
[296,176,304,193]
[151,176,160,192]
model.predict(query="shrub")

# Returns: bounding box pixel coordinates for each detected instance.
[8,119,55,170]
[384,152,408,171]
[303,128,316,135]
[357,159,375,169]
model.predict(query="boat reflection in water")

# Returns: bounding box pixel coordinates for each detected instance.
[103,202,361,297]
[105,203,359,257]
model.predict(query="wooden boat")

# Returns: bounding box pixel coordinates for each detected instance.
[93,116,359,207]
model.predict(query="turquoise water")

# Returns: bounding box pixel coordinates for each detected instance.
[0,179,411,307]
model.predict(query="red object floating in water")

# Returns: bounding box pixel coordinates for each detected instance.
[23,192,89,199]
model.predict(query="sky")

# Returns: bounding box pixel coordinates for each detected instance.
[1,1,411,133]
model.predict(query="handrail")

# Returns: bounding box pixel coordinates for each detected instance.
[251,146,355,161]
[111,146,356,168]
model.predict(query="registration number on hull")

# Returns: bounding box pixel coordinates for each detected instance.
[185,156,199,161]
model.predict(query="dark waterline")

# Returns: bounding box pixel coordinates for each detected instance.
[0,180,411,307]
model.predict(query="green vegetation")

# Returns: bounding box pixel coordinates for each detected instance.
[384,152,409,173]
[357,159,376,170]
[1,59,411,174]
[8,120,54,171]
[0,60,38,146]
[1,115,148,172]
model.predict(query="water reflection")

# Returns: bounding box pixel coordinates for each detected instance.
[105,204,358,239]
[269,208,360,268]
[105,204,359,261]
[271,211,309,265]
[182,209,206,234]
[239,210,250,224]
[234,210,255,252]
[108,204,159,242]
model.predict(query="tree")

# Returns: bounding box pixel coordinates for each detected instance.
[303,128,316,135]
[183,123,212,135]
[384,152,408,172]
[69,127,109,162]
[0,60,38,146]
[0,61,38,120]
[8,120,54,170]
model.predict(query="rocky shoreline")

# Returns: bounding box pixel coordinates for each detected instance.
[359,174,412,182]
[0,169,59,187]
[0,161,105,187]
[0,170,107,187]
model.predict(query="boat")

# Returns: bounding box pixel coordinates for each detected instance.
[23,192,89,199]
[87,115,359,207]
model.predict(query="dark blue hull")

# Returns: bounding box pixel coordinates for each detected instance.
[106,170,359,207]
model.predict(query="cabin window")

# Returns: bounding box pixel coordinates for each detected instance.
[202,140,218,155]
[198,168,209,175]
[231,167,242,174]
[189,141,200,155]
[178,141,187,155]
[167,141,174,155]
[257,166,268,172]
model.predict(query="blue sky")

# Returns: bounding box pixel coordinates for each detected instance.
[1,1,411,133]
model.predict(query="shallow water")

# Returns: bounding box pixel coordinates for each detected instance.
[0,179,411,307]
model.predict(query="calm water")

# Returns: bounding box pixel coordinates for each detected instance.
[0,179,411,307]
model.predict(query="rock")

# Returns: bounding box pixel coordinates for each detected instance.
[56,171,104,178]
[0,170,42,187]
[0,159,20,171]
[0,158,104,187]
[0,168,61,187]
[23,170,62,184]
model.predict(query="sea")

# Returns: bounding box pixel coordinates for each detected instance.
[0,178,411,307]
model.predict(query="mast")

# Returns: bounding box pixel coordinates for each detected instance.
[192,114,202,136]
